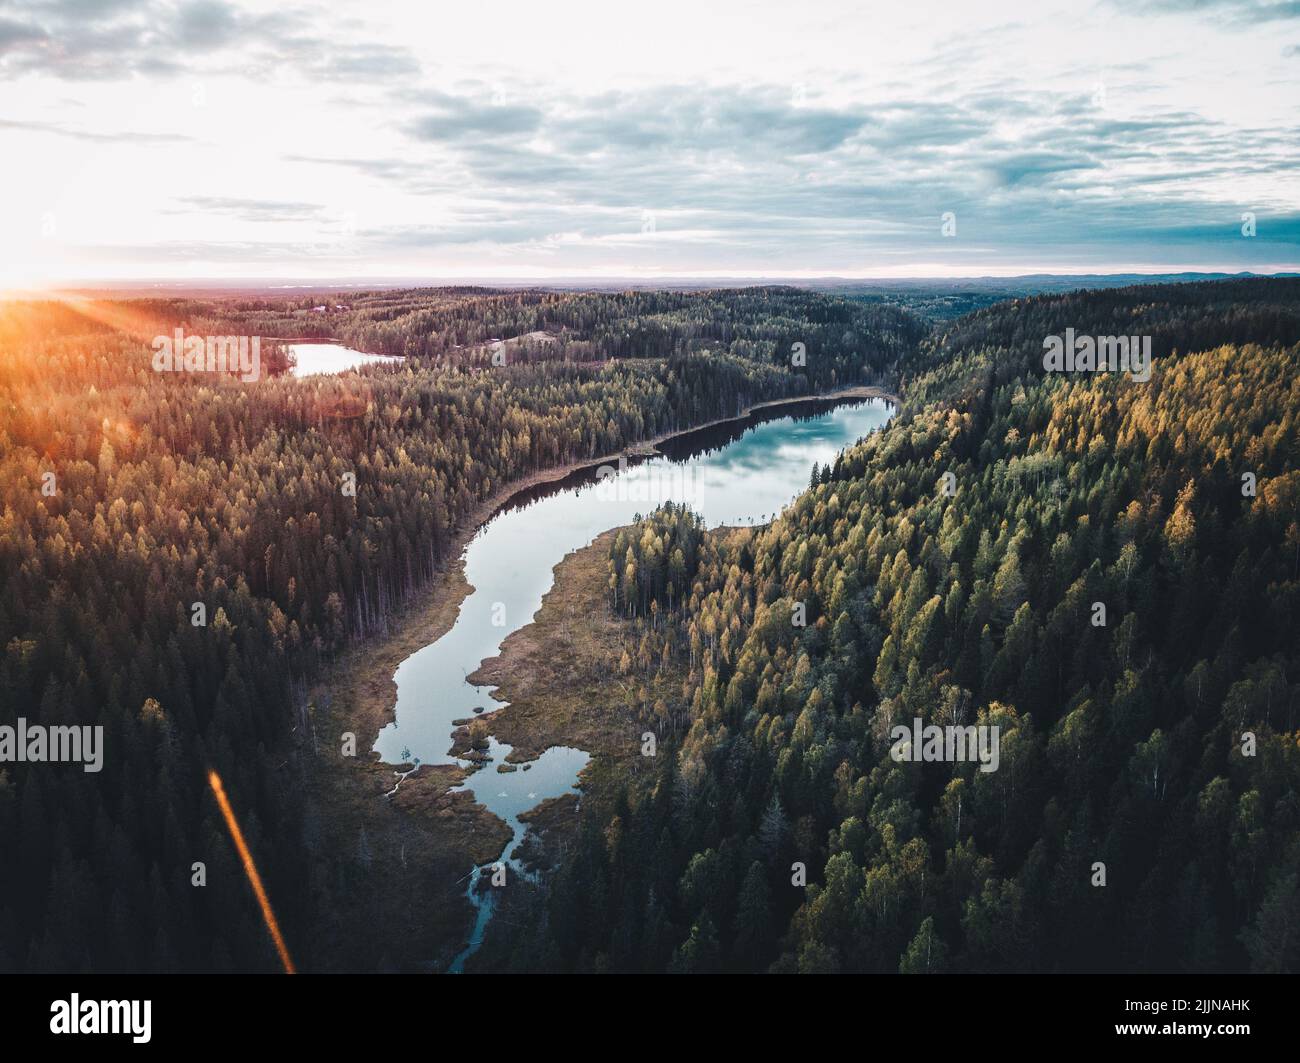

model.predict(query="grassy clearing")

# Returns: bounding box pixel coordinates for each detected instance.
[470,529,647,766]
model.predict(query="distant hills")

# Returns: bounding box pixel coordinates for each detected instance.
[14,271,1299,301]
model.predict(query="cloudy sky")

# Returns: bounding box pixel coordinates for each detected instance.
[1,0,1298,284]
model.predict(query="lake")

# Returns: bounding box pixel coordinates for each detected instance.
[372,394,895,970]
[286,341,403,376]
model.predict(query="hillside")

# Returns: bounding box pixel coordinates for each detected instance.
[0,286,923,971]
[477,279,1300,973]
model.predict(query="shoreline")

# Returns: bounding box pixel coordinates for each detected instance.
[301,380,895,968]
[312,380,897,786]
[465,382,897,530]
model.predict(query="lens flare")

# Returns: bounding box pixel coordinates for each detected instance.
[207,770,296,974]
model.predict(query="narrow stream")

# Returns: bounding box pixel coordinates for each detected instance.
[372,395,895,970]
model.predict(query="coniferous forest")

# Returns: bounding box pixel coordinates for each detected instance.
[473,279,1300,974]
[6,0,1300,1048]
[0,287,920,970]
[1,280,1297,977]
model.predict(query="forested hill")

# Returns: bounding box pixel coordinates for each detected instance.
[133,286,928,381]
[0,286,921,972]
[484,279,1300,973]
[900,277,1300,408]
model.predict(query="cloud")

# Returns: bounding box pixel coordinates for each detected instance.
[0,15,49,48]
[557,88,871,155]
[981,151,1096,188]
[1118,0,1300,23]
[0,117,191,142]
[0,0,421,81]
[169,196,326,222]
[249,74,1300,273]
[404,91,544,141]
[5,0,1298,275]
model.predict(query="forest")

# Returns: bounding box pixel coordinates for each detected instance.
[0,285,919,970]
[1,279,1296,973]
[472,279,1300,973]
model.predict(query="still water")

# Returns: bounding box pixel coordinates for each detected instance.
[286,341,403,376]
[372,395,894,969]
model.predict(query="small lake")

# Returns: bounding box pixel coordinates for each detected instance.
[286,341,403,376]
[372,395,895,970]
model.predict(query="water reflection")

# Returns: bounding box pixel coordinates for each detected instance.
[286,341,403,376]
[373,395,893,970]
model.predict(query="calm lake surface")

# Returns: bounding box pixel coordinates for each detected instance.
[286,341,403,376]
[372,395,895,970]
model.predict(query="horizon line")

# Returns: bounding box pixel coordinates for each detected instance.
[6,268,1300,299]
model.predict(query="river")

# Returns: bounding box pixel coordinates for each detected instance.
[371,394,895,970]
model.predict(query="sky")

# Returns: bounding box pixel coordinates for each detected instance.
[1,0,1298,285]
